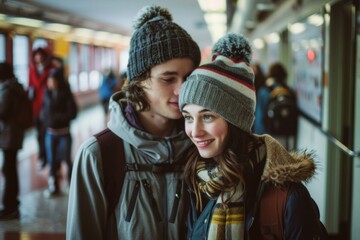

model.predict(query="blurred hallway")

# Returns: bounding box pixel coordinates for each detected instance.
[0,104,106,240]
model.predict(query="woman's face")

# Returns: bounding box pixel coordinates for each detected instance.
[47,77,58,90]
[182,104,229,159]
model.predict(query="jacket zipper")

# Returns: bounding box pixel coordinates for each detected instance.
[125,180,140,222]
[142,179,162,221]
[169,180,182,223]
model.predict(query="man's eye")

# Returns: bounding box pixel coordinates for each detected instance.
[161,78,175,83]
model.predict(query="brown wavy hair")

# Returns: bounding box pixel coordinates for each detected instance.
[184,124,259,211]
[119,71,151,111]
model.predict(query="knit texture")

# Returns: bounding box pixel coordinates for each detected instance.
[179,33,256,133]
[127,5,201,81]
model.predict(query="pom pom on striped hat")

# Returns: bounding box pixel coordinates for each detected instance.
[179,33,256,133]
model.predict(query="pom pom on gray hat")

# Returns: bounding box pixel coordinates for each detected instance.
[179,33,256,133]
[127,5,201,81]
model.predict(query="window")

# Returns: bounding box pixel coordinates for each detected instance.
[13,35,29,87]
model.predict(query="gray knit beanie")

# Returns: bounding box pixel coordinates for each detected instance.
[179,33,256,133]
[127,5,201,81]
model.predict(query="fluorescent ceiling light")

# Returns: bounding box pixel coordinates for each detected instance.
[204,13,227,42]
[198,0,225,12]
[307,14,323,26]
[289,23,306,34]
[44,23,71,33]
[204,13,226,24]
[73,28,94,37]
[8,17,43,28]
[94,31,112,40]
[265,33,280,43]
[253,38,264,49]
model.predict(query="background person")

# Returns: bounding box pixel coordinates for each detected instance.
[28,47,53,170]
[0,62,25,220]
[98,68,118,115]
[66,5,201,239]
[179,33,327,240]
[39,68,78,197]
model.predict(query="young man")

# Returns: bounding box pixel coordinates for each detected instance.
[66,5,201,240]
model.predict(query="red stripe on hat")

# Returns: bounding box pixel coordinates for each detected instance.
[198,65,255,91]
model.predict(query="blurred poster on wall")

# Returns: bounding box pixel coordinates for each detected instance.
[290,13,324,123]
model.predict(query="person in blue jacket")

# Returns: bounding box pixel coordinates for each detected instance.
[98,69,118,115]
[179,33,327,239]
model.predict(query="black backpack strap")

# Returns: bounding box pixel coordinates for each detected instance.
[94,128,125,213]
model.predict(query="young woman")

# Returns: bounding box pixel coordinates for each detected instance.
[179,33,327,240]
[40,68,77,196]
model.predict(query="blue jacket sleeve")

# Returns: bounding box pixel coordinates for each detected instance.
[284,183,328,239]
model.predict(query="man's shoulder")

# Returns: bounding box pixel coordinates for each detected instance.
[77,136,102,159]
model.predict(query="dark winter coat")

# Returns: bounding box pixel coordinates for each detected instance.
[0,78,25,149]
[39,87,77,130]
[187,135,327,240]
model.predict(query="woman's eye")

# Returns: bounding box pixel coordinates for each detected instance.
[183,115,193,121]
[203,114,214,121]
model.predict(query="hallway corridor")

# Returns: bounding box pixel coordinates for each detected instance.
[0,104,106,240]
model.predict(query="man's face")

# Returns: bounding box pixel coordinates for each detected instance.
[141,58,195,120]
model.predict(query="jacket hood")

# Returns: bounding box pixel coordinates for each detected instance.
[257,134,317,185]
[107,91,193,164]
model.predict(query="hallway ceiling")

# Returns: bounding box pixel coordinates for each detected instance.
[0,0,284,49]
[2,0,213,49]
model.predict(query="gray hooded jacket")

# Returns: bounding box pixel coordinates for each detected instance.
[66,92,193,240]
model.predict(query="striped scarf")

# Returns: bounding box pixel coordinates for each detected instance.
[196,160,245,240]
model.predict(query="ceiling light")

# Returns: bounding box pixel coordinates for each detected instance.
[307,14,324,26]
[289,23,306,34]
[265,33,280,43]
[73,28,94,38]
[44,23,71,33]
[198,0,225,12]
[253,38,264,49]
[204,12,227,42]
[94,31,112,41]
[7,17,43,28]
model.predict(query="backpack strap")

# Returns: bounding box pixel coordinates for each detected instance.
[94,128,125,213]
[259,184,289,240]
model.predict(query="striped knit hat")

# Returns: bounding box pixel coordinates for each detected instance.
[179,33,256,133]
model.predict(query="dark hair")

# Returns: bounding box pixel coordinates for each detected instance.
[184,123,259,211]
[120,71,150,111]
[0,62,15,81]
[120,71,127,80]
[48,68,67,89]
[252,63,266,93]
[268,62,288,86]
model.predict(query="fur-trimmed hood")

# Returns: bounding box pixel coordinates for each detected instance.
[256,134,316,186]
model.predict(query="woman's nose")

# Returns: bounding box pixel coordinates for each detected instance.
[191,121,205,138]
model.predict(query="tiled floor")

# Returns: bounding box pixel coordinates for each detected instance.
[0,104,106,240]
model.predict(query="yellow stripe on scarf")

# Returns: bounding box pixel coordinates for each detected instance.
[211,207,245,224]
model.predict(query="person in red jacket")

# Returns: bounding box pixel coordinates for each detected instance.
[28,47,52,169]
